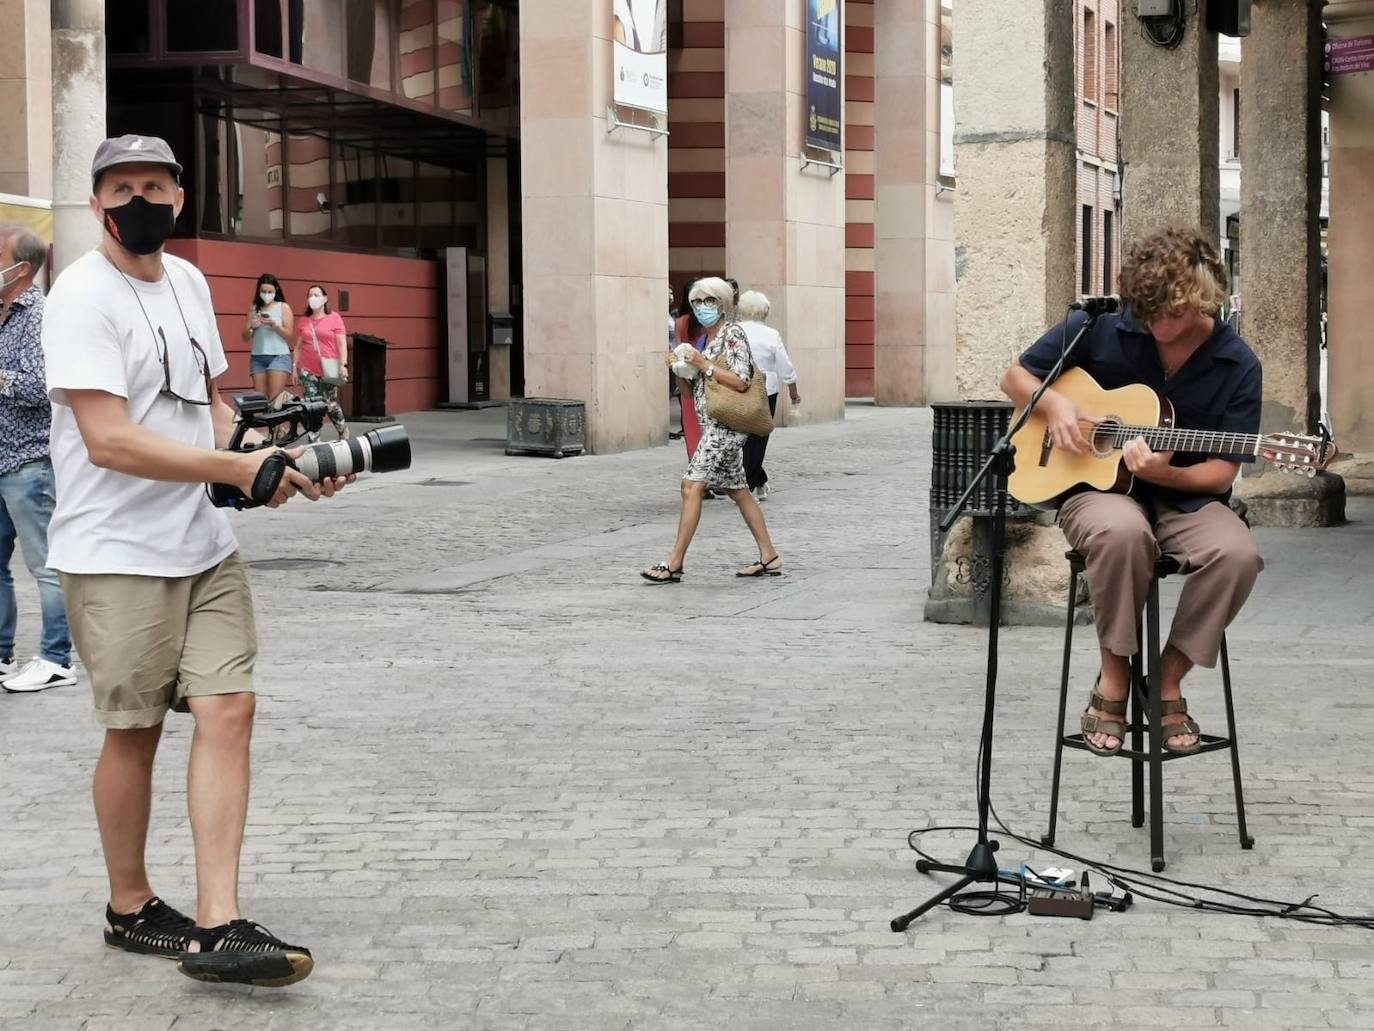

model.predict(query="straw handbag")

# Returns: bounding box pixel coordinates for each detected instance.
[705,349,774,437]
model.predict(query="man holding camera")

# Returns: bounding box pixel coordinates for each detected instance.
[40,136,347,988]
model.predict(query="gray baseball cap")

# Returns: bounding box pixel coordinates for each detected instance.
[91,134,183,186]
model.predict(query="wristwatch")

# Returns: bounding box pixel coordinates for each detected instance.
[705,366,715,380]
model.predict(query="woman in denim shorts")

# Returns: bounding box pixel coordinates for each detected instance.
[241,272,295,401]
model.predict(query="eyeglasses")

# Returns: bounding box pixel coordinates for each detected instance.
[156,326,212,406]
[689,298,719,310]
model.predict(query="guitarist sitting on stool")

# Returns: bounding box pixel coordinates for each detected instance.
[1000,226,1261,757]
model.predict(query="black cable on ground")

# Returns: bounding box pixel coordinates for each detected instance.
[903,806,1374,928]
[902,687,1374,928]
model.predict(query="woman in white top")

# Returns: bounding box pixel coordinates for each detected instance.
[737,290,800,502]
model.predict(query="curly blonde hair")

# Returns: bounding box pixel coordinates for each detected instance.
[1117,226,1229,325]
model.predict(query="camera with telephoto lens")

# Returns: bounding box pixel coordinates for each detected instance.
[208,391,412,510]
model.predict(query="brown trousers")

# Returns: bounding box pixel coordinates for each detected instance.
[1057,492,1263,669]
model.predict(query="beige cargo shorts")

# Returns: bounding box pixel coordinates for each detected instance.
[61,552,257,730]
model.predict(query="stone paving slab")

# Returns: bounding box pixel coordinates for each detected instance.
[2,405,1372,1030]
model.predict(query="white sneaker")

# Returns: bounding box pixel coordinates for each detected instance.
[754,485,769,502]
[2,657,77,693]
[0,656,16,678]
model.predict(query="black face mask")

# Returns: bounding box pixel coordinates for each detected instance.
[102,196,176,256]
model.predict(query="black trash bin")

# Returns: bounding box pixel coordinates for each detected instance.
[926,401,1031,626]
[350,333,392,423]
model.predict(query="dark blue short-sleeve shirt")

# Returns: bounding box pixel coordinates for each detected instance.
[1017,306,1263,513]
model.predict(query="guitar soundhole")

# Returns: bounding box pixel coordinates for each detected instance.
[1091,416,1122,459]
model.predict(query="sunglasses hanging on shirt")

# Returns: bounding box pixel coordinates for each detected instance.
[115,265,214,406]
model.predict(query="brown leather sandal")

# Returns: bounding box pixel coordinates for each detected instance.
[1159,698,1202,755]
[1080,688,1129,757]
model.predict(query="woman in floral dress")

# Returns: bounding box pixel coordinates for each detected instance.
[642,277,782,583]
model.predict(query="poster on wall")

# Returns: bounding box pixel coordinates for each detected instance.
[806,0,842,151]
[612,0,669,114]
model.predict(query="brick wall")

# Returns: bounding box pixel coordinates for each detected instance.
[668,0,726,296]
[1075,0,1121,297]
[844,0,875,397]
[165,239,443,415]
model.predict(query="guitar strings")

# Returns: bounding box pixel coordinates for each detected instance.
[1073,419,1319,461]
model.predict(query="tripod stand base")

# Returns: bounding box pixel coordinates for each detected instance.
[891,840,1000,932]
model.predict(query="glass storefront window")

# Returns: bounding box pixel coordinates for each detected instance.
[288,133,335,242]
[455,166,483,250]
[347,0,395,89]
[108,2,153,55]
[291,0,345,77]
[416,159,455,252]
[333,144,380,249]
[399,0,437,105]
[474,0,516,115]
[169,0,239,52]
[378,154,418,250]
[436,1,472,114]
[237,123,286,239]
[256,0,285,58]
[198,114,234,235]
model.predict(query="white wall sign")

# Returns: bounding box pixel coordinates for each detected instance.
[612,0,668,114]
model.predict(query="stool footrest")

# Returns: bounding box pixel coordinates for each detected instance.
[1060,732,1234,761]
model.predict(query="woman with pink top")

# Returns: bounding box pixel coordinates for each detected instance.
[292,284,349,441]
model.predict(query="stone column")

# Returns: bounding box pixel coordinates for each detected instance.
[953,0,1075,400]
[518,0,669,453]
[51,0,105,274]
[930,0,1076,625]
[0,0,53,200]
[872,0,953,405]
[723,1,845,425]
[1231,0,1343,526]
[1119,5,1219,242]
[1324,0,1374,494]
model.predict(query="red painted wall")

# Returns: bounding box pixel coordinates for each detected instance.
[164,239,444,415]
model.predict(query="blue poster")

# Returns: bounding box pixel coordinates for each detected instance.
[806,0,842,151]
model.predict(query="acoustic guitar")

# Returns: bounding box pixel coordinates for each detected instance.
[1007,367,1335,507]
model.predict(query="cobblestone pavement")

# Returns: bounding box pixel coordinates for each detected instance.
[2,405,1373,1031]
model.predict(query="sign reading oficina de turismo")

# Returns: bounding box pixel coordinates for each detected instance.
[612,0,668,114]
[1325,35,1374,76]
[806,0,842,151]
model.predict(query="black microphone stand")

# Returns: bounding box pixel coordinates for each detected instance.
[891,307,1105,931]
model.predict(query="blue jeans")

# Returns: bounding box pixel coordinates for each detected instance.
[0,459,71,665]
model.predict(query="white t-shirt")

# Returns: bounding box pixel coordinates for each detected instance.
[42,251,237,577]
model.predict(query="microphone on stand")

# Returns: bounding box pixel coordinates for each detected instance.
[1069,294,1124,315]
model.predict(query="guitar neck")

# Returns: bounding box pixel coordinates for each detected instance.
[1110,424,1259,457]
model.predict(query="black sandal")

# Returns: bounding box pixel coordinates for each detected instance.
[736,555,782,577]
[176,919,314,988]
[641,562,683,584]
[1159,697,1203,755]
[104,896,195,959]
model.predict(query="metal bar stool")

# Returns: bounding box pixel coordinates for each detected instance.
[1043,550,1254,871]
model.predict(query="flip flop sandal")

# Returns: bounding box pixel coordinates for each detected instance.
[736,555,782,577]
[1080,686,1129,757]
[1159,698,1203,755]
[641,563,683,584]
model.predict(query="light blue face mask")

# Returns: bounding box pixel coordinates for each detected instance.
[696,304,721,328]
